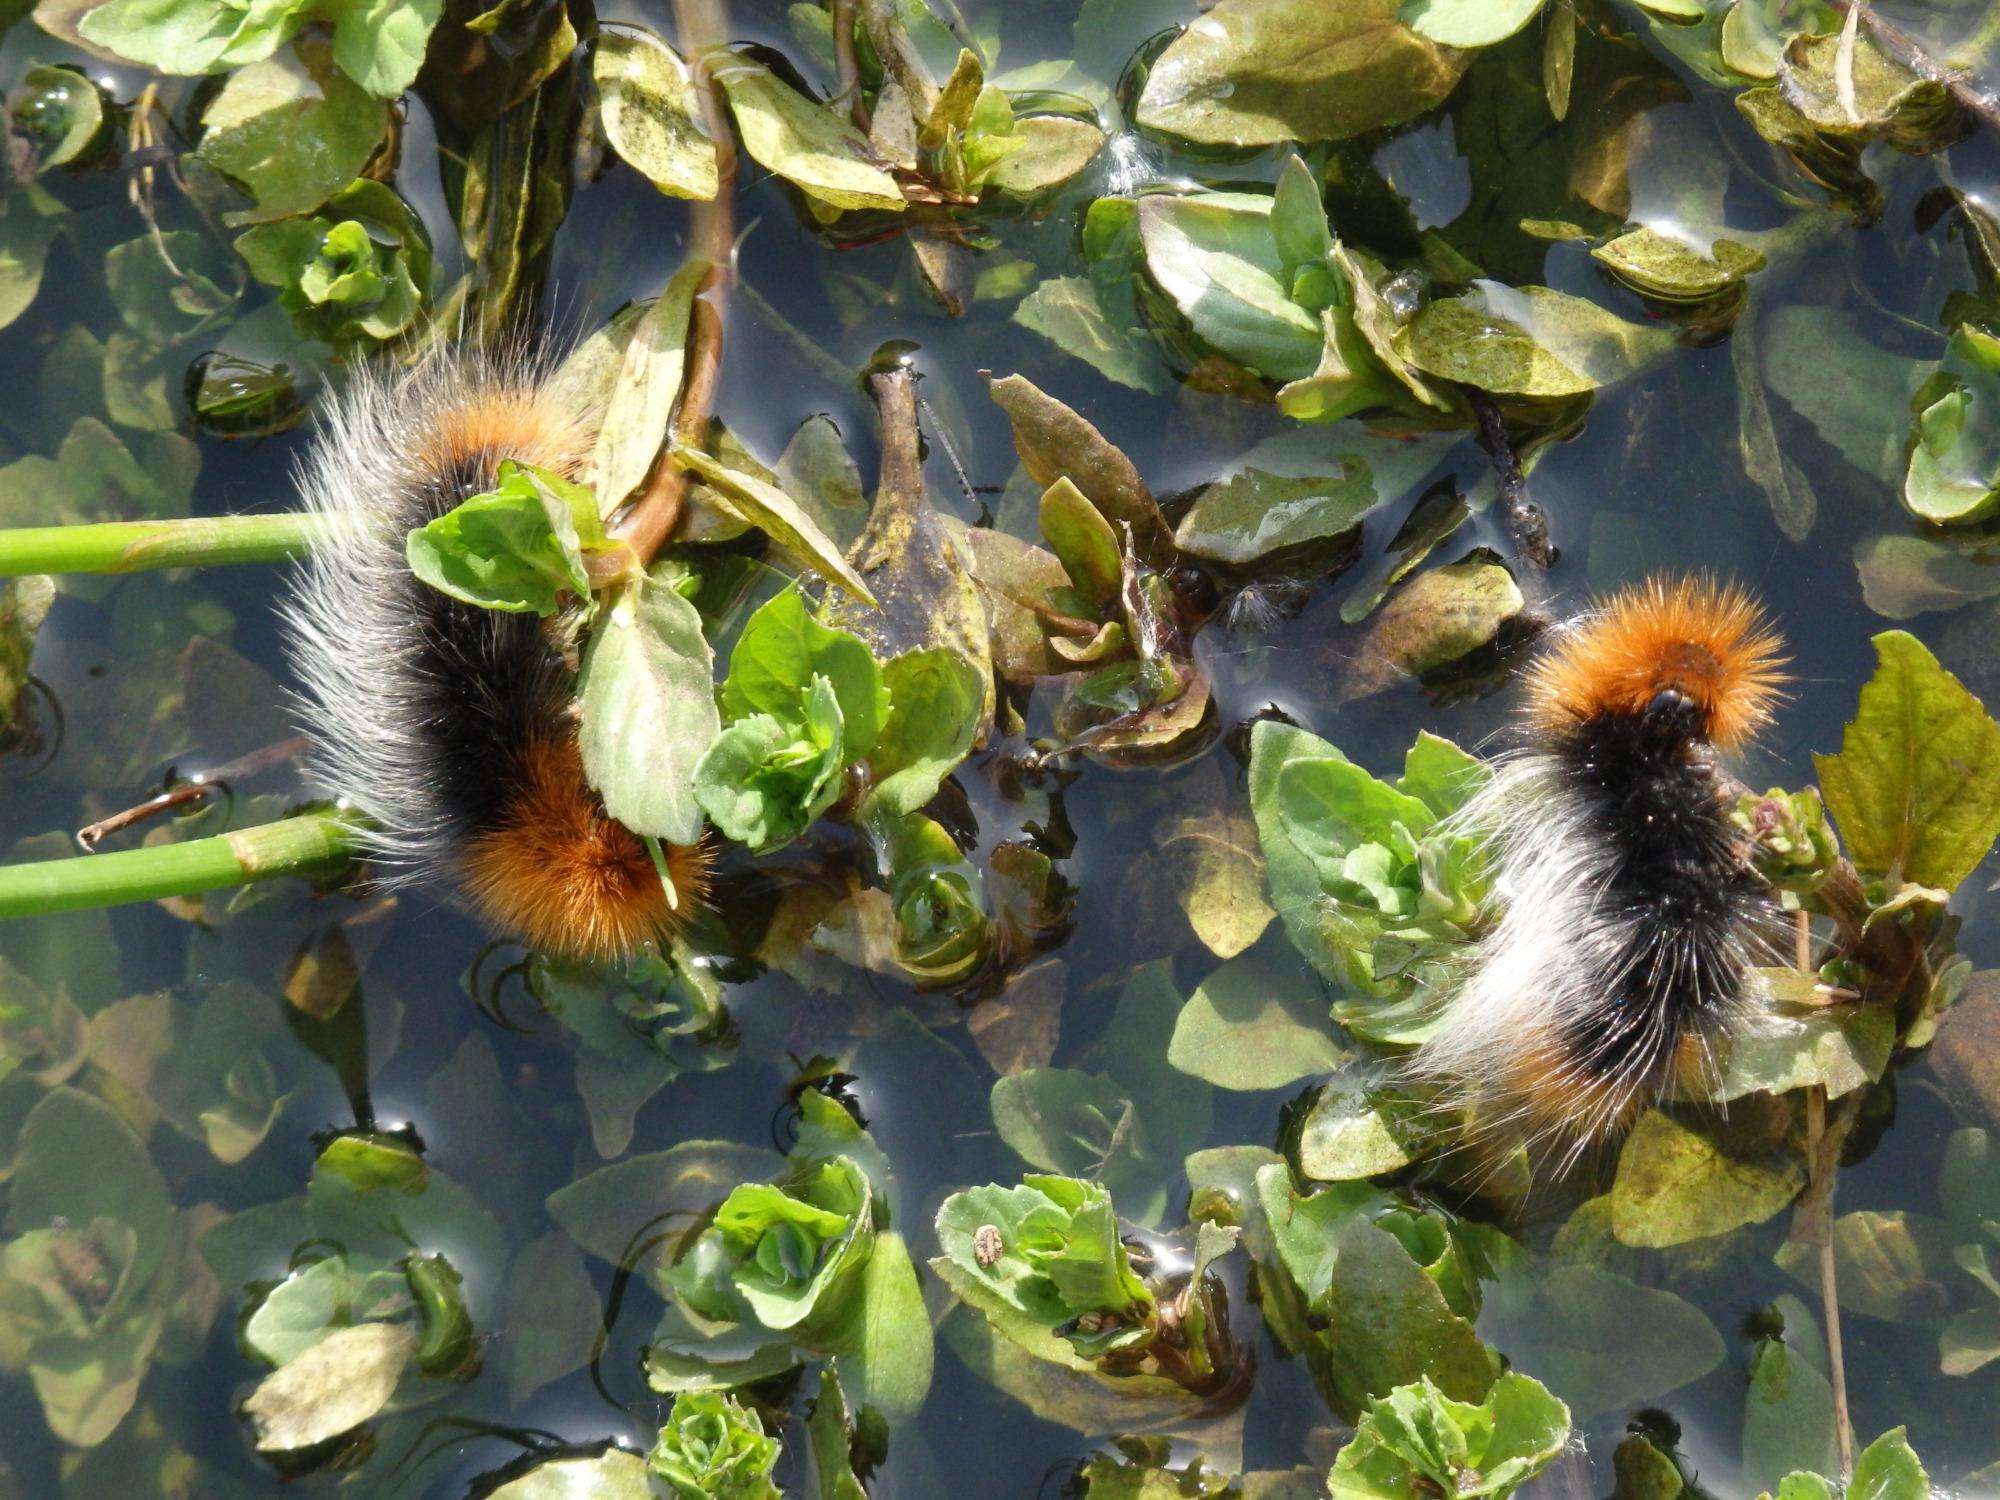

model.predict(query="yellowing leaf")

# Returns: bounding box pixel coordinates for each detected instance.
[243,1321,418,1451]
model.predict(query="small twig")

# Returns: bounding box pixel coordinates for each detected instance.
[833,0,867,129]
[607,0,739,569]
[77,736,310,851]
[1828,0,2000,133]
[1805,1083,1857,1482]
[1467,391,1555,597]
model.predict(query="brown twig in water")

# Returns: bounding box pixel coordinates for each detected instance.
[868,362,924,509]
[607,0,739,570]
[76,736,310,851]
[1791,905,1856,1483]
[1826,0,2000,133]
[833,0,867,129]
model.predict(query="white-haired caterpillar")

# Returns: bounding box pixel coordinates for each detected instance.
[281,354,708,963]
[1412,577,1790,1147]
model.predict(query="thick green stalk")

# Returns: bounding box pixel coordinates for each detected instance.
[0,513,333,578]
[0,812,362,919]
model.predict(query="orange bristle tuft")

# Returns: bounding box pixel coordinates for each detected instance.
[462,732,710,964]
[1493,1034,1648,1144]
[417,387,596,483]
[1524,576,1788,752]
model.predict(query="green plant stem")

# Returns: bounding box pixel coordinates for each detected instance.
[0,513,333,578]
[0,812,362,919]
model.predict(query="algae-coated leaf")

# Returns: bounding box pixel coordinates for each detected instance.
[577,566,719,846]
[1169,952,1344,1091]
[1343,561,1522,699]
[1136,0,1467,147]
[674,446,879,604]
[590,259,708,514]
[1395,282,1675,396]
[1592,228,1765,302]
[1848,1428,1930,1500]
[1399,0,1547,48]
[1609,1109,1805,1248]
[1814,631,2000,893]
[198,43,389,226]
[0,572,54,748]
[488,1449,655,1500]
[594,28,719,200]
[243,1320,417,1451]
[1779,29,1948,138]
[988,373,1173,565]
[712,52,905,212]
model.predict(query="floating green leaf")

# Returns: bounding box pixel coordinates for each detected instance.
[1395,282,1675,396]
[197,42,390,225]
[1815,631,2000,892]
[578,564,719,846]
[1136,0,1467,147]
[1904,324,2000,525]
[648,1391,782,1499]
[405,460,612,615]
[713,52,905,213]
[1327,1371,1569,1500]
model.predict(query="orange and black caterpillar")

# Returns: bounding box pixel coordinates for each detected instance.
[282,354,706,962]
[1411,577,1790,1149]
